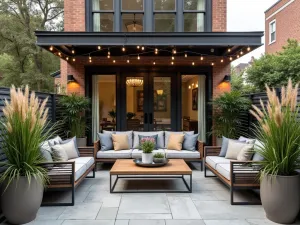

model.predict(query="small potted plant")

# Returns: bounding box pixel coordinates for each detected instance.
[153,153,165,163]
[109,109,116,122]
[126,112,136,120]
[140,137,155,164]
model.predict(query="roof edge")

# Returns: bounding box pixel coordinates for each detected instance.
[265,0,281,13]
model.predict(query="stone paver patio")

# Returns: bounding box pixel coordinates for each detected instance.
[2,163,299,225]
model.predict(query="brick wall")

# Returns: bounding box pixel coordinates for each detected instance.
[212,0,227,32]
[265,0,300,54]
[64,0,85,31]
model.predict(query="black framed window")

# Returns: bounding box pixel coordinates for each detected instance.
[183,0,205,32]
[154,0,176,32]
[121,0,144,32]
[92,0,114,31]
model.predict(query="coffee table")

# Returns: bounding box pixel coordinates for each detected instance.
[110,159,192,193]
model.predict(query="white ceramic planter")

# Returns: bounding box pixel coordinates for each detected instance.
[142,153,153,164]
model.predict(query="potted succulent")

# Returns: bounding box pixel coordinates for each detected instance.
[250,79,300,224]
[153,153,165,163]
[140,137,155,164]
[59,93,90,146]
[109,109,116,123]
[210,91,251,144]
[0,86,55,224]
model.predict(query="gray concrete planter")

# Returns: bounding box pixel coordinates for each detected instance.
[1,176,43,224]
[77,137,87,147]
[261,173,300,224]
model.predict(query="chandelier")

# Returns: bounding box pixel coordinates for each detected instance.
[126,78,143,87]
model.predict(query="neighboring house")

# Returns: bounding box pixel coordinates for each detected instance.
[35,0,263,145]
[265,0,300,54]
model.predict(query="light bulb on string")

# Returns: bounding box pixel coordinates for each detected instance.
[113,60,116,63]
[185,52,187,58]
[247,46,251,51]
[58,52,62,57]
[173,49,177,54]
[172,56,175,60]
[98,46,101,50]
[171,61,174,65]
[153,61,156,65]
[192,62,195,66]
[127,59,130,63]
[221,59,224,63]
[237,55,240,58]
[227,48,231,53]
[49,46,53,51]
[72,58,76,62]
[122,46,126,52]
[71,49,75,54]
[137,55,140,60]
[66,57,69,61]
[141,46,145,50]
[137,46,140,49]
[211,62,215,66]
[155,48,158,54]
[200,56,204,61]
[229,56,233,61]
[240,50,244,55]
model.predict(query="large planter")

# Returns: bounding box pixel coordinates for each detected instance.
[77,137,87,147]
[142,153,153,164]
[1,176,43,224]
[260,173,300,224]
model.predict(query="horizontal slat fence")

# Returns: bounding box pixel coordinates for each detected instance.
[0,87,66,173]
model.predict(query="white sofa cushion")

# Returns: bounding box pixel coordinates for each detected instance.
[165,149,200,159]
[68,157,95,170]
[206,156,232,169]
[133,131,164,149]
[74,163,87,181]
[216,163,231,180]
[97,150,132,159]
[131,149,165,159]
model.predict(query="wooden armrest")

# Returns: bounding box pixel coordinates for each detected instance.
[94,140,100,158]
[78,146,96,158]
[197,140,205,159]
[204,146,221,157]
[230,161,261,185]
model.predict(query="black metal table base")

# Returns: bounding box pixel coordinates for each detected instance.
[110,174,192,193]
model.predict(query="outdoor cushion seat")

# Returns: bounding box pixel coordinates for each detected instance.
[216,163,231,180]
[165,149,200,159]
[96,149,132,159]
[74,163,87,181]
[131,149,165,159]
[206,156,232,169]
[68,157,95,170]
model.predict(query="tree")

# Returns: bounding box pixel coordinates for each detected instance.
[231,66,257,94]
[0,0,63,92]
[246,39,300,91]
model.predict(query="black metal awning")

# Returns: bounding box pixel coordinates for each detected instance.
[35,31,264,58]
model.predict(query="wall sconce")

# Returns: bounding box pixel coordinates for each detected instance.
[67,74,76,83]
[222,75,231,83]
[157,90,164,95]
[196,83,198,88]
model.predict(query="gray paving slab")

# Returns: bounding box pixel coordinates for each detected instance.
[168,197,202,219]
[58,203,102,220]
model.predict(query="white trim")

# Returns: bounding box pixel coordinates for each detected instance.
[266,0,295,21]
[269,19,276,45]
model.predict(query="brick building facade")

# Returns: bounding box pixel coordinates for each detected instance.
[265,0,300,54]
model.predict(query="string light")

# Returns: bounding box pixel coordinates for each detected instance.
[127,59,130,63]
[113,60,116,63]
[98,46,101,50]
[247,46,251,51]
[141,46,145,50]
[137,46,140,49]
[221,59,224,63]
[58,52,62,57]
[155,48,158,54]
[237,55,240,58]
[72,58,76,62]
[229,56,233,61]
[71,49,75,54]
[137,55,140,60]
[200,56,204,61]
[153,61,156,65]
[240,51,244,55]
[171,61,174,65]
[185,52,187,58]
[227,48,231,53]
[192,62,195,66]
[211,62,214,66]
[173,49,177,54]
[66,57,69,61]
[107,49,111,58]
[172,56,175,60]
[122,46,126,52]
[49,46,53,51]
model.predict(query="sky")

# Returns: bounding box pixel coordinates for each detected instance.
[227,0,278,66]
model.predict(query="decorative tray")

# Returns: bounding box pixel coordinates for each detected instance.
[133,158,169,167]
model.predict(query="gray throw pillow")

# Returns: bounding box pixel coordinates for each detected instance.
[133,131,164,149]
[252,140,264,161]
[48,136,62,147]
[51,145,69,161]
[183,133,199,151]
[164,131,194,148]
[40,148,53,162]
[138,134,158,150]
[238,136,256,144]
[60,137,80,156]
[52,141,79,160]
[219,136,229,157]
[98,133,113,151]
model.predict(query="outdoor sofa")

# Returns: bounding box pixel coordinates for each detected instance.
[204,137,263,205]
[40,137,97,206]
[94,131,204,170]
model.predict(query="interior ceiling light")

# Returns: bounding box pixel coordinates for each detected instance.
[126,78,143,87]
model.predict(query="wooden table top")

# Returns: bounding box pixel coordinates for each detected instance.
[110,159,192,175]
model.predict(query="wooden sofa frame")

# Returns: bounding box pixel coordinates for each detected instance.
[41,146,97,206]
[204,146,261,205]
[94,140,205,171]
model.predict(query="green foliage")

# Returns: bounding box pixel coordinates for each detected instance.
[0,86,56,190]
[109,110,116,120]
[210,91,251,139]
[59,94,90,138]
[231,66,257,94]
[141,141,155,154]
[251,81,300,177]
[0,0,63,92]
[153,153,165,158]
[246,39,300,91]
[126,112,136,120]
